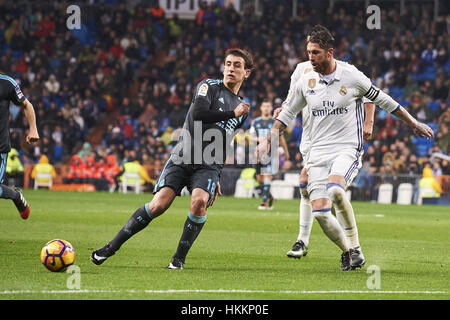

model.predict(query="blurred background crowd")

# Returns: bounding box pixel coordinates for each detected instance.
[0,0,448,193]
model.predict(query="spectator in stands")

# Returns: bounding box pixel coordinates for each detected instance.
[289,118,303,148]
[160,127,174,147]
[402,76,419,100]
[0,0,446,189]
[102,154,121,190]
[64,154,86,184]
[6,148,24,187]
[115,152,153,192]
[44,74,60,95]
[409,93,432,122]
[150,2,165,26]
[31,155,57,189]
[84,157,97,182]
[406,154,421,175]
[421,43,437,66]
[441,160,450,175]
[78,142,94,162]
[438,106,450,127]
[431,157,442,176]
[435,123,449,154]
[433,77,448,101]
[419,166,443,198]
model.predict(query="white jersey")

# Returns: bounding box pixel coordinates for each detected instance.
[278,60,399,152]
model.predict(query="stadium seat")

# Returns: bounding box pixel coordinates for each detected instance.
[422,66,436,81]
[34,172,53,190]
[412,137,433,158]
[377,183,393,204]
[397,183,413,205]
[12,50,23,59]
[139,47,147,59]
[270,180,295,200]
[234,178,257,198]
[444,59,450,74]
[428,101,440,113]
[120,172,142,194]
[389,87,403,99]
[283,173,300,186]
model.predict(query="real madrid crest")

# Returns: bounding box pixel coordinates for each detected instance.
[339,85,347,96]
[308,78,316,89]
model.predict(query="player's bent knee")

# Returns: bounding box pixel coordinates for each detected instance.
[327,184,346,206]
[190,196,208,214]
[313,209,331,225]
[147,200,171,216]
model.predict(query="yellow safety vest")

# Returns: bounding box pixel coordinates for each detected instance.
[419,178,440,198]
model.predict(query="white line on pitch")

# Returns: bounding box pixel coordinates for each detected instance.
[0,289,447,295]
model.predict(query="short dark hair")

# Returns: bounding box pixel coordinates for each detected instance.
[260,98,271,105]
[224,48,254,70]
[307,25,335,50]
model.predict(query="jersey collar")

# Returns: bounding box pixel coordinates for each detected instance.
[222,81,244,99]
[318,59,342,84]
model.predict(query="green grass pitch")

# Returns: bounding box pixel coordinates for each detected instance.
[0,190,449,300]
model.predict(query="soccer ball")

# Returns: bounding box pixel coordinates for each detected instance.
[40,239,75,272]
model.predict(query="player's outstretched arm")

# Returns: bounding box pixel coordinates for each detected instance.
[355,69,433,140]
[21,99,40,144]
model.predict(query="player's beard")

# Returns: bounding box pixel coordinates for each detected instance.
[314,60,329,75]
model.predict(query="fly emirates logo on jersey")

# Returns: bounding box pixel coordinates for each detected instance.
[311,100,349,117]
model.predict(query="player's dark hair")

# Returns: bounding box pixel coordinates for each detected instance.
[224,48,254,70]
[307,25,335,50]
[261,98,271,105]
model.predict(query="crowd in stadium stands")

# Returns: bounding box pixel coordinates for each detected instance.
[0,0,448,191]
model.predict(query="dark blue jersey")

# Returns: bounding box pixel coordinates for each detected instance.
[251,116,274,139]
[0,74,26,153]
[171,79,247,169]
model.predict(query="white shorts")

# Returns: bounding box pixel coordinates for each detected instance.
[306,147,363,201]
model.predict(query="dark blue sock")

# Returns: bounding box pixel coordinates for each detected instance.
[173,212,206,262]
[109,204,155,251]
[262,183,271,202]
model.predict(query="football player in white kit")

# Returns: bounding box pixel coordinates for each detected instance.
[276,58,375,268]
[259,25,434,270]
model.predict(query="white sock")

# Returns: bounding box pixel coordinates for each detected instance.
[313,208,349,252]
[327,184,360,249]
[297,188,313,247]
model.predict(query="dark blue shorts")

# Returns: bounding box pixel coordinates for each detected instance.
[153,156,220,206]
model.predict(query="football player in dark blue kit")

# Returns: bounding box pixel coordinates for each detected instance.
[251,99,289,210]
[92,49,254,269]
[0,74,39,219]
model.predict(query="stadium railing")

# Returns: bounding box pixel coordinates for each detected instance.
[220,168,450,205]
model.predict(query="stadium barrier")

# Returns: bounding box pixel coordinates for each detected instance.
[20,165,450,205]
[221,169,449,205]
